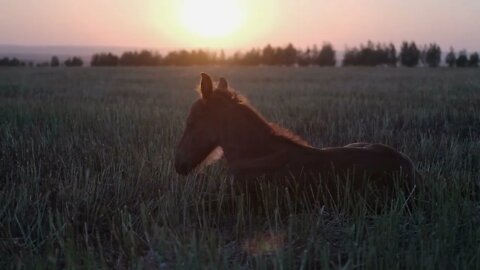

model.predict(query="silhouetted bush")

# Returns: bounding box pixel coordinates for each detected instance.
[64,57,83,67]
[422,43,441,67]
[445,48,456,67]
[400,41,420,67]
[91,53,119,66]
[469,52,479,67]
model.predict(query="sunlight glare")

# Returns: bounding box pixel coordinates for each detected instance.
[181,0,245,38]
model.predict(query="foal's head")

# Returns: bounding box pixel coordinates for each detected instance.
[175,73,232,175]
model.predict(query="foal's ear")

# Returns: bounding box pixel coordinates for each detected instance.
[200,73,213,99]
[217,77,228,90]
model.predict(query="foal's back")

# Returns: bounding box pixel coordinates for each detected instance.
[286,142,417,193]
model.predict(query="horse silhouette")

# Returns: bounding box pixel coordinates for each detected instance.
[175,73,417,207]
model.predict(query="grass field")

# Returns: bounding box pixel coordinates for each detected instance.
[1,67,480,269]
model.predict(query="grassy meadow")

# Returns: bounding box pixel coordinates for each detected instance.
[1,66,480,269]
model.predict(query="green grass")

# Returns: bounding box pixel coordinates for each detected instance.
[1,66,479,269]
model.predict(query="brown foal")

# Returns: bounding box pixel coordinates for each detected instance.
[175,73,417,206]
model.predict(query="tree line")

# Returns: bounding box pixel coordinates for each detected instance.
[88,42,478,68]
[86,44,342,67]
[83,42,480,68]
[1,41,478,67]
[0,56,84,67]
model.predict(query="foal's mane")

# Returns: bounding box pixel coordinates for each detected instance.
[210,86,310,147]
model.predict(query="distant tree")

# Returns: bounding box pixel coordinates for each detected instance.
[190,49,214,65]
[282,43,297,66]
[11,58,23,66]
[297,47,312,66]
[341,42,396,67]
[162,49,218,66]
[64,56,83,67]
[261,44,275,65]
[0,57,7,66]
[469,52,479,67]
[272,47,283,65]
[91,53,119,66]
[400,41,420,67]
[51,56,60,67]
[456,50,468,67]
[139,50,159,65]
[445,48,456,67]
[0,57,25,67]
[359,41,377,66]
[0,57,9,66]
[423,43,442,67]
[342,47,359,66]
[163,50,188,66]
[233,51,242,65]
[240,48,262,65]
[315,43,336,66]
[386,43,397,66]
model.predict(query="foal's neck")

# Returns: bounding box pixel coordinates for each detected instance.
[219,105,286,162]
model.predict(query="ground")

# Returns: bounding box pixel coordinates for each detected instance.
[1,67,479,269]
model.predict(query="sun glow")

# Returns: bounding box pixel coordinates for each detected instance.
[180,0,245,38]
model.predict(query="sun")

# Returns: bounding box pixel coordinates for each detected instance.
[180,0,245,38]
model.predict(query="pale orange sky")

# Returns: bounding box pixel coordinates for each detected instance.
[1,0,479,51]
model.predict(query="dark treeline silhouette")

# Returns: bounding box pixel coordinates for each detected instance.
[50,55,84,67]
[50,56,60,67]
[90,44,337,67]
[91,53,119,66]
[163,49,216,66]
[470,52,480,67]
[64,57,84,67]
[422,43,442,67]
[120,50,162,66]
[0,55,84,67]
[1,42,478,68]
[0,57,27,67]
[400,41,421,67]
[445,48,479,67]
[343,41,397,66]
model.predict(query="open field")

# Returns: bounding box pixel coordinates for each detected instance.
[1,67,480,269]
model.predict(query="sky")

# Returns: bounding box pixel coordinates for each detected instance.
[1,0,479,51]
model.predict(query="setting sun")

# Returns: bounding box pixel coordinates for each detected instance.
[180,0,245,38]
